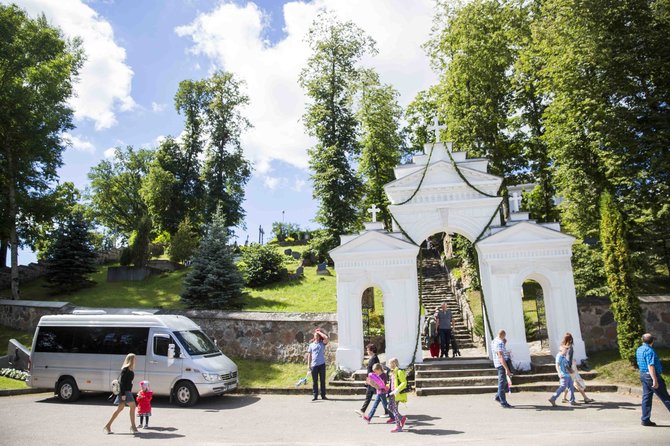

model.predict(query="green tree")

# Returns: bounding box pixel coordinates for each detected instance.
[0,5,83,298]
[427,0,526,181]
[599,191,644,365]
[201,71,252,227]
[357,74,404,230]
[181,208,244,309]
[169,218,199,264]
[299,12,376,251]
[142,136,198,235]
[535,0,670,292]
[43,211,98,294]
[88,146,153,259]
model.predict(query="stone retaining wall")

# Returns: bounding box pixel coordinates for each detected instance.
[0,299,75,332]
[578,295,670,351]
[0,301,337,363]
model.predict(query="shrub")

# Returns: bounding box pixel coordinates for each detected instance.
[239,244,285,287]
[169,218,199,264]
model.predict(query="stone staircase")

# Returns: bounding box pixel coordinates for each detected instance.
[414,356,618,396]
[420,251,475,349]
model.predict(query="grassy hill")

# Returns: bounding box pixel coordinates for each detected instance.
[0,246,336,312]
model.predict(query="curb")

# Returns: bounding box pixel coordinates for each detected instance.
[0,388,50,397]
[616,384,643,398]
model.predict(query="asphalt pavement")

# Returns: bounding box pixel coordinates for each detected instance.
[0,390,668,445]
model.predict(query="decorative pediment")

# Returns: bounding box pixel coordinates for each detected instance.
[478,221,575,246]
[386,160,501,191]
[330,229,419,263]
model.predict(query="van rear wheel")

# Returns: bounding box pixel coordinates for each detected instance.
[57,377,80,402]
[173,381,198,407]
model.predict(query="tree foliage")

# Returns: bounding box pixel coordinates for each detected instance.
[0,4,83,297]
[169,218,199,264]
[143,71,252,234]
[599,191,644,364]
[181,208,244,309]
[357,73,404,230]
[44,211,97,294]
[299,12,376,250]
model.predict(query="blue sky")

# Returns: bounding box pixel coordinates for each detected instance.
[8,0,437,264]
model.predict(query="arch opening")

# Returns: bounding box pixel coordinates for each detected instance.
[361,286,385,354]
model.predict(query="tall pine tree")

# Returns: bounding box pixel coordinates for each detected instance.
[44,211,97,294]
[181,208,243,309]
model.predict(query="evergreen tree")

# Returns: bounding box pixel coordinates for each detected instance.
[44,211,98,294]
[299,12,376,250]
[181,208,244,309]
[599,191,643,365]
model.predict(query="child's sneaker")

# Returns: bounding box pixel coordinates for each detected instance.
[391,426,402,433]
[362,415,371,423]
[386,417,396,424]
[400,416,407,428]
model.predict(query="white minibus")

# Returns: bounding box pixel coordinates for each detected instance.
[26,312,238,406]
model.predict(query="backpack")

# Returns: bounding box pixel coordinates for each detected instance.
[111,378,120,395]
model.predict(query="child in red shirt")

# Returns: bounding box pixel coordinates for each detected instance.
[136,380,153,428]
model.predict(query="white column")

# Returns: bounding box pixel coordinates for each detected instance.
[384,276,420,368]
[335,280,364,372]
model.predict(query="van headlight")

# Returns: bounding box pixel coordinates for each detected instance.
[202,372,221,382]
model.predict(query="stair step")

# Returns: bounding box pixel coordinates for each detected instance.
[416,382,619,396]
[416,358,493,370]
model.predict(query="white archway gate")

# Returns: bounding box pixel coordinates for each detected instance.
[331,140,586,372]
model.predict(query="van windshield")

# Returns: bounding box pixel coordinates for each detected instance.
[173,330,219,356]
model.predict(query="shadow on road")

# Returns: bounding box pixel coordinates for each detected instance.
[406,428,464,436]
[512,400,639,412]
[35,393,261,411]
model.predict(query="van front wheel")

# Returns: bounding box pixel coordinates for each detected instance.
[173,381,198,407]
[57,377,80,402]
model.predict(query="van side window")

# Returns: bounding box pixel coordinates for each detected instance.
[153,336,175,357]
[34,326,148,355]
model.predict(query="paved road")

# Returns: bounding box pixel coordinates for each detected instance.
[0,391,668,445]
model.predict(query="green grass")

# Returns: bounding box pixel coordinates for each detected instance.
[1,246,336,312]
[0,375,29,390]
[588,348,670,387]
[232,357,337,388]
[1,265,188,309]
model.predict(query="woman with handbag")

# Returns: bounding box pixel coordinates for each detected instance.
[561,333,595,403]
[104,353,139,434]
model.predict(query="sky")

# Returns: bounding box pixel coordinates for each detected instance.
[7,0,438,264]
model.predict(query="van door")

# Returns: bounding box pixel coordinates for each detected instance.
[146,329,183,395]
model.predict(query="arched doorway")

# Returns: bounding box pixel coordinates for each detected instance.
[521,279,550,355]
[362,286,385,354]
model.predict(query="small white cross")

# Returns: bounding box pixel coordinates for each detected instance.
[508,192,522,213]
[428,116,446,143]
[367,204,380,222]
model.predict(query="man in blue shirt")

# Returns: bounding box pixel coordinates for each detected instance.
[307,328,329,401]
[492,329,513,408]
[635,333,670,426]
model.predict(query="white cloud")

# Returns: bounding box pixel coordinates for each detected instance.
[8,0,135,130]
[292,178,306,192]
[103,147,117,158]
[263,175,288,190]
[151,102,166,113]
[175,0,437,172]
[63,132,96,154]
